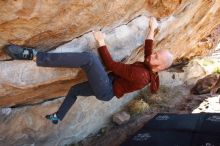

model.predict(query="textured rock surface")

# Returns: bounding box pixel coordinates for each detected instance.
[1,0,220,146]
[0,93,137,146]
[156,0,220,59]
[0,0,181,57]
[112,111,131,125]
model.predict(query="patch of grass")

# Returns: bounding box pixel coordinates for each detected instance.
[197,58,220,74]
[126,99,150,115]
[213,67,220,74]
[139,86,171,104]
[125,85,184,117]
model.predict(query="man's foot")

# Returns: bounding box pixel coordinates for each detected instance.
[45,113,60,124]
[4,44,36,60]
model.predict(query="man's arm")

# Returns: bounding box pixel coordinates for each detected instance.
[146,17,157,40]
[145,17,158,57]
[98,46,146,82]
[93,31,145,82]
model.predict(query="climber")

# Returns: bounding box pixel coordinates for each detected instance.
[4,17,173,124]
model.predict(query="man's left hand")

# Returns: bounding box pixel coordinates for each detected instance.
[93,31,106,47]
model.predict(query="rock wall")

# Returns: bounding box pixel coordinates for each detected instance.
[0,93,138,146]
[156,0,220,59]
[1,0,220,146]
[0,0,181,56]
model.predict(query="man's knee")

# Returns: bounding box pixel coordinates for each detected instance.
[96,94,114,101]
[67,85,79,97]
[83,52,98,66]
[84,52,97,60]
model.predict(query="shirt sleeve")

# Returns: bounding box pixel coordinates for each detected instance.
[144,39,153,58]
[150,73,159,93]
[98,45,145,82]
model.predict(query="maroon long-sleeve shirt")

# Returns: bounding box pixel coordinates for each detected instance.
[98,39,159,98]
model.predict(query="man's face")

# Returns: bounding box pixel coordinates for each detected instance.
[149,50,167,72]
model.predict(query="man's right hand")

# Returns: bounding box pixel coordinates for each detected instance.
[149,17,158,30]
[146,17,158,40]
[93,31,106,47]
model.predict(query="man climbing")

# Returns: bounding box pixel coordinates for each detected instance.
[4,17,173,124]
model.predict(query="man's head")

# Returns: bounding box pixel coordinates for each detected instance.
[149,49,173,72]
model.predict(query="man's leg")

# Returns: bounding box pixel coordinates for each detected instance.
[37,52,114,100]
[5,46,113,99]
[56,81,94,121]
[46,81,95,124]
[5,46,115,123]
[36,52,95,68]
[41,52,115,124]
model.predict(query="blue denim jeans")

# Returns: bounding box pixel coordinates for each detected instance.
[36,51,115,120]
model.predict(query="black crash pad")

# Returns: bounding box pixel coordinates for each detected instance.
[121,113,220,146]
[121,129,192,146]
[144,113,204,131]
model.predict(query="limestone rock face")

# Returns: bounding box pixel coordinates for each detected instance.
[156,0,220,59]
[1,0,220,146]
[0,94,137,146]
[0,0,181,54]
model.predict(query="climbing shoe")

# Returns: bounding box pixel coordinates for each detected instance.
[4,44,35,60]
[45,113,60,124]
